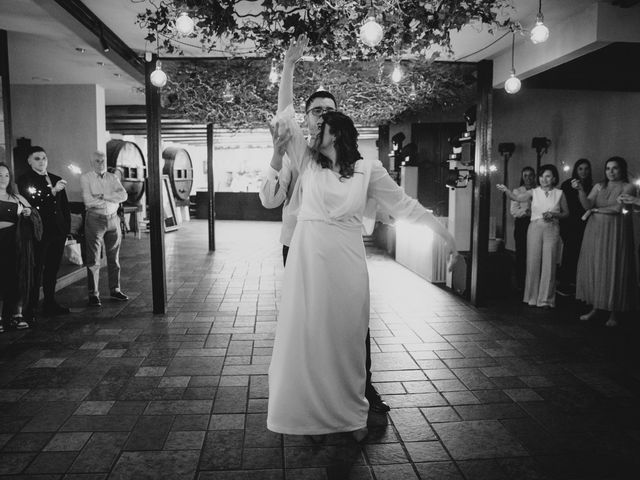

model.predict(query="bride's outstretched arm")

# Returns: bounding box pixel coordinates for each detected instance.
[278,34,307,114]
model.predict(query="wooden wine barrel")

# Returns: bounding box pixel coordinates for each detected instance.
[162,147,193,206]
[106,140,146,205]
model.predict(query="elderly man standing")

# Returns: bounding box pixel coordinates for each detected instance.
[18,146,71,320]
[81,151,129,307]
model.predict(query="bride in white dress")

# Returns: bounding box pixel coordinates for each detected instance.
[267,40,462,440]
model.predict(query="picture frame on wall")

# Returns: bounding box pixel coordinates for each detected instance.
[162,174,179,232]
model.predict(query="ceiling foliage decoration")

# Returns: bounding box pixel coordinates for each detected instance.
[137,0,512,127]
[162,59,476,128]
[137,0,514,59]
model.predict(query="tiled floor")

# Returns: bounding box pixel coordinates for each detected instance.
[1,220,639,479]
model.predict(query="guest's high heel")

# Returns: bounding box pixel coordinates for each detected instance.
[10,314,29,330]
[351,427,368,443]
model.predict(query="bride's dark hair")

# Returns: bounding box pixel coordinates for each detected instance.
[314,111,362,180]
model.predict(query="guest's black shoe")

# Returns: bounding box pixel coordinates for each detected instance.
[42,303,70,316]
[366,387,390,413]
[88,296,102,307]
[556,285,574,297]
[110,290,129,301]
[10,314,29,330]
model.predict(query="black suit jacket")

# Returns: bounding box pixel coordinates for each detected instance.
[17,169,71,237]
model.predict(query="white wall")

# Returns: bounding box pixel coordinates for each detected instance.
[11,84,106,202]
[492,88,640,249]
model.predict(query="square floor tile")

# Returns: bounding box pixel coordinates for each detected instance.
[433,420,528,460]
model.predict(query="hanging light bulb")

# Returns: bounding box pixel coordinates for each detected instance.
[562,164,571,173]
[175,12,195,36]
[359,2,383,47]
[505,71,521,94]
[504,32,521,94]
[269,59,279,85]
[222,82,234,103]
[150,60,167,88]
[409,83,417,100]
[391,62,403,83]
[530,0,549,44]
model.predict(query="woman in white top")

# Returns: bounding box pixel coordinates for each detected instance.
[498,165,569,308]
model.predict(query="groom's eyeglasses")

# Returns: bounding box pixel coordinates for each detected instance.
[306,106,336,116]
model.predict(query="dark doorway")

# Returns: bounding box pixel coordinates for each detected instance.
[410,122,465,217]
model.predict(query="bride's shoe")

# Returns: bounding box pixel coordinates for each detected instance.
[351,427,368,443]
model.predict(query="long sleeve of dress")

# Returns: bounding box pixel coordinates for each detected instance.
[367,160,457,251]
[367,160,427,222]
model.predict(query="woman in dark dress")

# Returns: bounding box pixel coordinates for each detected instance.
[0,163,32,332]
[558,159,592,296]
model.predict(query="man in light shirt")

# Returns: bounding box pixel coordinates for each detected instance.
[258,89,336,265]
[81,151,129,307]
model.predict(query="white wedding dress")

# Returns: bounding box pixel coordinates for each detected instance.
[267,109,436,435]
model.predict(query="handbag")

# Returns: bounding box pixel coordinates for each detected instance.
[63,236,83,266]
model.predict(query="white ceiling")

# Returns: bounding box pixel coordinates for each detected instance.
[0,0,637,106]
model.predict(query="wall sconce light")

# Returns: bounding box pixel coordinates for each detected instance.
[504,32,521,94]
[530,0,550,44]
[446,168,475,189]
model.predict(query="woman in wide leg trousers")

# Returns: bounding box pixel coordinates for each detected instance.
[524,219,560,308]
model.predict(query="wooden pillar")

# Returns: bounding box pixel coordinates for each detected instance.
[470,60,493,306]
[0,30,12,167]
[206,123,215,251]
[377,124,390,170]
[145,55,167,314]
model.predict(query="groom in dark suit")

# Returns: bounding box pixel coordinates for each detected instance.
[18,146,71,320]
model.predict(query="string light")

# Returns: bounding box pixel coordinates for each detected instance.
[409,83,417,100]
[175,12,195,36]
[269,59,279,84]
[222,82,234,103]
[359,1,383,47]
[504,32,521,94]
[391,62,403,83]
[150,60,168,88]
[530,0,549,44]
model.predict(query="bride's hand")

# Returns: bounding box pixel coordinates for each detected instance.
[447,252,464,272]
[284,34,308,66]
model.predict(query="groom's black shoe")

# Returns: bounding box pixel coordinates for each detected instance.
[366,385,390,413]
